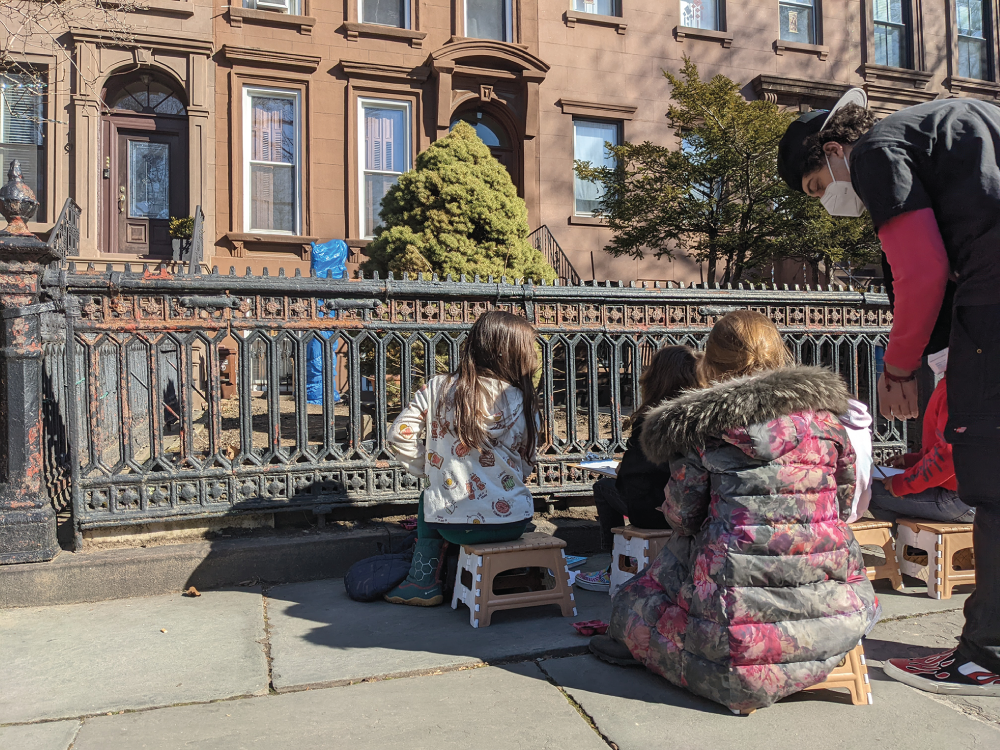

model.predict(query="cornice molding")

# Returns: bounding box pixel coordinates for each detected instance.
[557,98,637,120]
[221,45,322,71]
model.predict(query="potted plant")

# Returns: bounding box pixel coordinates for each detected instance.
[169,215,194,256]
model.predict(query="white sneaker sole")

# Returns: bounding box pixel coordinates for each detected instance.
[575,580,611,592]
[883,660,1000,697]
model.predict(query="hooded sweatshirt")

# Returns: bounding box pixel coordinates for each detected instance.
[387,374,535,524]
[840,399,874,523]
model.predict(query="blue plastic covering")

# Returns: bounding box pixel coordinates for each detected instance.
[307,239,349,404]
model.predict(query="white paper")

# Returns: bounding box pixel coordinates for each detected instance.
[579,459,620,477]
[874,465,905,478]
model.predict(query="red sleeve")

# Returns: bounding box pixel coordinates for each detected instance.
[879,208,950,372]
[891,382,957,495]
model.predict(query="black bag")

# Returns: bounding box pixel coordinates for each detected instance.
[344,552,413,602]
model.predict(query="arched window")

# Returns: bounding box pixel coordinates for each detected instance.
[104,72,187,116]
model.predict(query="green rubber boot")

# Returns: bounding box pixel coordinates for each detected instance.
[384,538,446,606]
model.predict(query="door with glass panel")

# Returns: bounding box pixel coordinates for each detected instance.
[117,130,184,256]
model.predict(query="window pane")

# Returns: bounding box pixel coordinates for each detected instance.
[779,3,814,43]
[0,74,45,209]
[873,0,904,23]
[958,37,989,79]
[572,0,616,15]
[251,96,295,164]
[363,0,406,27]
[874,24,906,67]
[364,173,399,236]
[250,164,295,232]
[466,0,506,40]
[680,0,719,30]
[364,107,406,173]
[574,120,618,216]
[957,0,986,36]
[128,142,170,220]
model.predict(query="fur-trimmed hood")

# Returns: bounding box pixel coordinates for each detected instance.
[640,366,851,463]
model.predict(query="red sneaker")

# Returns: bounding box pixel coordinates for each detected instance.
[883,649,1000,696]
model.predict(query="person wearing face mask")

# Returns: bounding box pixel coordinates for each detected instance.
[778,91,1000,698]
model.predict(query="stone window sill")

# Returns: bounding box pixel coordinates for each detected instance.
[341,22,428,48]
[862,63,933,89]
[225,232,319,259]
[108,0,195,16]
[564,11,627,34]
[775,39,829,61]
[674,26,732,48]
[228,6,316,34]
[569,215,608,226]
[947,76,1000,99]
[558,98,636,120]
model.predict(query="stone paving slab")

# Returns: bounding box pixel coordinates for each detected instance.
[265,577,611,691]
[70,663,608,750]
[864,609,1000,727]
[0,721,80,750]
[874,579,970,620]
[0,590,268,723]
[541,654,1000,750]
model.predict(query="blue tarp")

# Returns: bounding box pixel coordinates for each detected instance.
[307,239,349,405]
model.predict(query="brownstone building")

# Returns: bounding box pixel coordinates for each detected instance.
[5,0,1000,282]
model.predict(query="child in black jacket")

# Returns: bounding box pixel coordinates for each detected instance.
[576,345,700,591]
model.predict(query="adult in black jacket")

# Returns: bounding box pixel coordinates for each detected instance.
[576,346,699,592]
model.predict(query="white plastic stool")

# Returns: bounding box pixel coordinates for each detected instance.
[896,519,975,599]
[609,525,673,597]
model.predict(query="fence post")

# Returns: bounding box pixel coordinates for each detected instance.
[0,161,63,563]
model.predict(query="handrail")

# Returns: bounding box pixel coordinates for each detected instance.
[528,225,582,286]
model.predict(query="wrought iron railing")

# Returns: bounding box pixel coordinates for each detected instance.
[35,266,900,546]
[529,225,582,286]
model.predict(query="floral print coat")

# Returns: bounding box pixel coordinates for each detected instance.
[609,366,876,711]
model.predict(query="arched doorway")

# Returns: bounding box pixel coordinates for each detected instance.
[450,108,520,194]
[101,70,189,256]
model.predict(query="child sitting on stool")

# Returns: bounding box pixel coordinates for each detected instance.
[384,311,541,606]
[576,345,700,592]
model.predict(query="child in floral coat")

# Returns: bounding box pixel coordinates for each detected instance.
[594,310,876,712]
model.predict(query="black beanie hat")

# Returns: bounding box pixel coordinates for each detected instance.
[777,110,829,193]
[777,88,869,193]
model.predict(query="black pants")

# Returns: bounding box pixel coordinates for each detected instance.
[593,477,670,551]
[947,303,1000,674]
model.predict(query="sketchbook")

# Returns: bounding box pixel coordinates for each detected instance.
[874,466,906,479]
[577,460,620,478]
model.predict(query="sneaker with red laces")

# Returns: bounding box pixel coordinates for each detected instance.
[883,649,1000,696]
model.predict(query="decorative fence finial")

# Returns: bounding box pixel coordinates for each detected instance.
[0,160,39,236]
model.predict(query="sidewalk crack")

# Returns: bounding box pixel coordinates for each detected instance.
[535,658,619,750]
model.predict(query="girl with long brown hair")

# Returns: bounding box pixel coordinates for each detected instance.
[577,345,700,592]
[384,311,541,606]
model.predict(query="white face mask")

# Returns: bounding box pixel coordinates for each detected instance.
[820,156,866,218]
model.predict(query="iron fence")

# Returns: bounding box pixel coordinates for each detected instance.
[37,266,900,546]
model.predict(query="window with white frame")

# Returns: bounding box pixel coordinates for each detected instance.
[573,119,620,216]
[874,0,909,67]
[572,0,618,16]
[359,100,410,238]
[956,0,990,79]
[0,73,45,218]
[466,0,513,41]
[779,0,816,43]
[243,87,300,235]
[243,0,302,12]
[362,0,409,26]
[680,0,720,30]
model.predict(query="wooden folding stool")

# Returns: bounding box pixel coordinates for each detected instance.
[896,519,975,599]
[849,520,904,590]
[451,532,578,628]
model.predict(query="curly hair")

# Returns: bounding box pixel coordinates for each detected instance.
[800,104,878,177]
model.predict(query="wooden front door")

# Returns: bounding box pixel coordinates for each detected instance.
[116,129,184,256]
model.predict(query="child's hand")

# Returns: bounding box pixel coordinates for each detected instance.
[881,476,900,497]
[886,454,907,469]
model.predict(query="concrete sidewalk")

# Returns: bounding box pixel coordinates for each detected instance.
[1,566,997,750]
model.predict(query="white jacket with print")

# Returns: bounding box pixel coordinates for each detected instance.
[387,374,535,524]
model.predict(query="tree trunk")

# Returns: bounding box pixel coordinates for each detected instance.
[706,245,718,284]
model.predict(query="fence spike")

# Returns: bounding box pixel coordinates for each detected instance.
[501,275,509,285]
[278,268,286,277]
[432,273,439,281]
[737,283,743,289]
[459,274,467,283]
[123,263,132,273]
[294,268,302,277]
[417,272,424,281]
[68,261,77,272]
[794,284,800,290]
[838,284,845,292]
[229,266,236,276]
[783,284,789,291]
[246,266,252,277]
[105,263,114,273]
[446,274,453,282]
[212,266,220,275]
[263,267,271,277]
[488,275,495,283]
[86,262,95,271]
[474,274,481,283]
[630,280,636,288]
[386,271,394,280]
